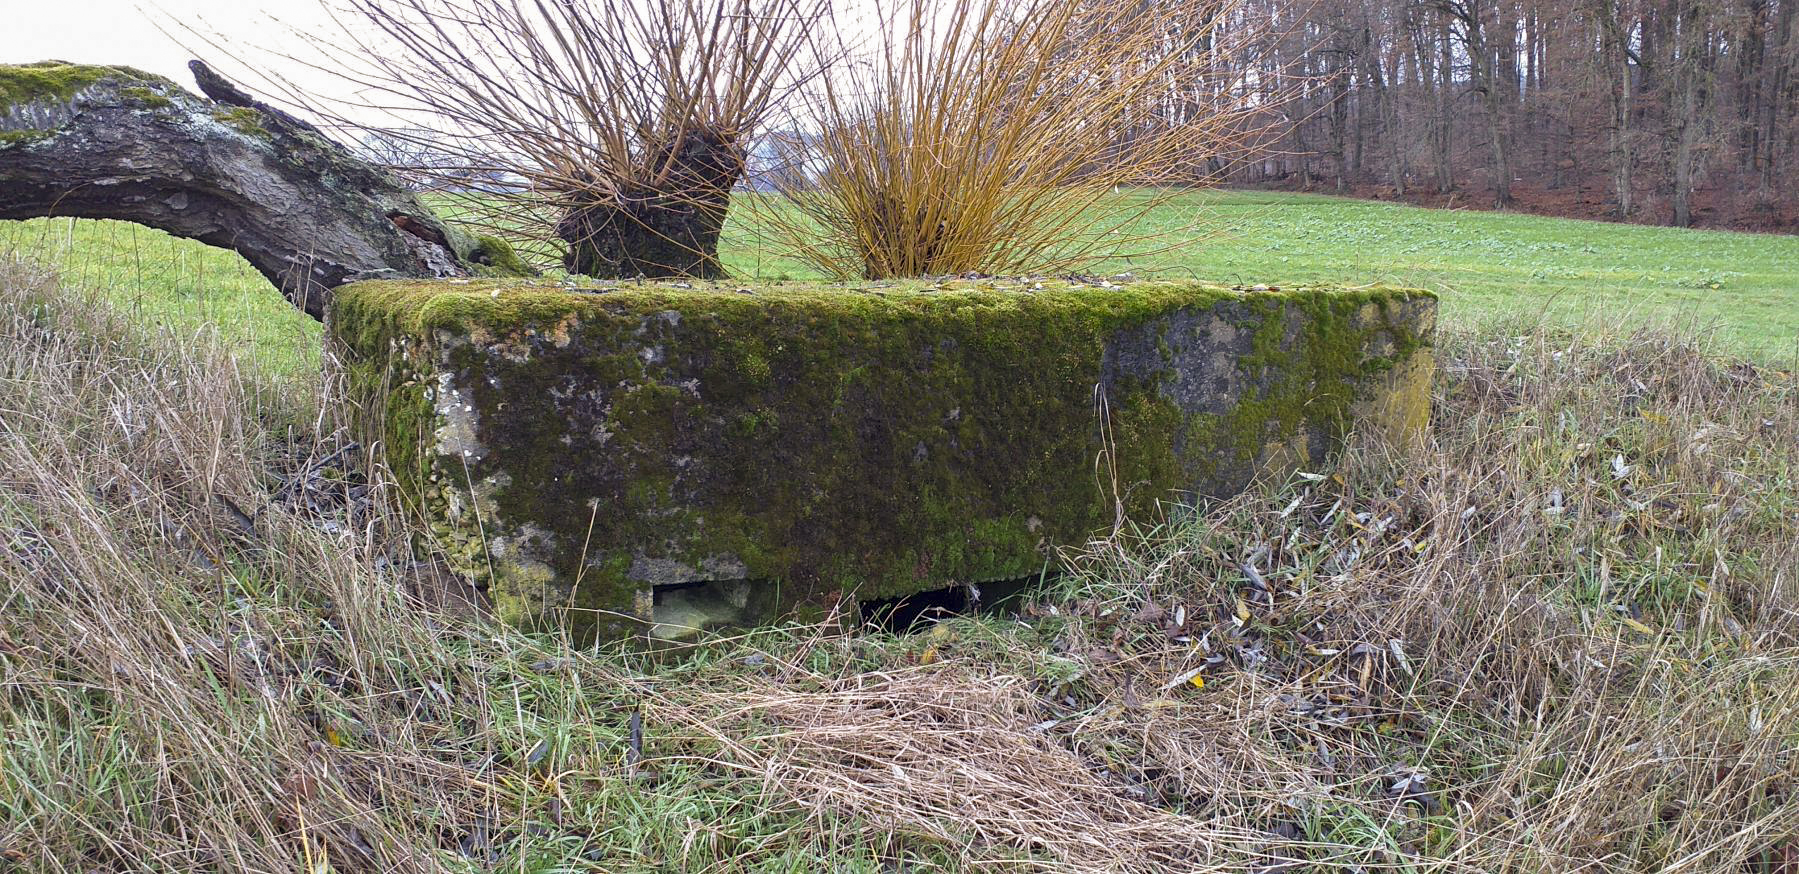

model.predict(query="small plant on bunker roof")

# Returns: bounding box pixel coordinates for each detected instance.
[747,0,1294,280]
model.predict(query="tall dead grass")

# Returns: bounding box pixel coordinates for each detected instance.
[2,254,1796,871]
[0,258,512,870]
[1037,322,1799,870]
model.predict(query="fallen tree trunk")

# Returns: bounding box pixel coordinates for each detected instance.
[0,61,528,320]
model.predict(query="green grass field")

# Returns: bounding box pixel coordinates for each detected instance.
[5,188,1798,376]
[1136,191,1799,360]
[0,215,325,379]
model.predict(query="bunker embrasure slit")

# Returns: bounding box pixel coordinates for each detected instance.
[860,576,1038,633]
[648,578,775,641]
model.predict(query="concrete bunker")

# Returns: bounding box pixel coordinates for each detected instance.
[330,278,1436,642]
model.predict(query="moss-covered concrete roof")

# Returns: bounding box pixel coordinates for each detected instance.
[337,277,1437,340]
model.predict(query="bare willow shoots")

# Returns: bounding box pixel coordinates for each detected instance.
[751,0,1290,279]
[301,0,826,277]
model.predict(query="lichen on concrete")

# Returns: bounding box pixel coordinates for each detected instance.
[331,279,1437,641]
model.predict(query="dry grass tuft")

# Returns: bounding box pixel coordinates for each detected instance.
[1038,322,1799,871]
[670,667,1274,871]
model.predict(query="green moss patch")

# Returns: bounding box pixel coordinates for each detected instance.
[0,130,52,148]
[0,61,173,114]
[118,86,174,110]
[467,234,535,277]
[331,279,1436,640]
[210,106,269,139]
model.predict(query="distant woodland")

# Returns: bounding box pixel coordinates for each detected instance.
[1179,0,1798,231]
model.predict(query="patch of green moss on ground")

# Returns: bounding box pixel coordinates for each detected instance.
[331,279,1435,640]
[0,62,173,113]
[210,106,269,139]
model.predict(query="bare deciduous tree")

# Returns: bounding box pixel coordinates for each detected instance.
[295,0,828,277]
[1224,0,1797,230]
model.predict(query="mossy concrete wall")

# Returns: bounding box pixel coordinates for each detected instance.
[330,279,1436,640]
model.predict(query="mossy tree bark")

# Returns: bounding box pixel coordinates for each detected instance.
[0,61,525,320]
[555,129,742,279]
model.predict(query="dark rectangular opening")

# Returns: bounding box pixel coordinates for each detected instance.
[858,576,1041,633]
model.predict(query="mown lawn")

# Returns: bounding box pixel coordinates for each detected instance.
[4,188,1797,377]
[1143,191,1799,360]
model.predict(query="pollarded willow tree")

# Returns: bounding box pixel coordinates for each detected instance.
[750,0,1291,280]
[292,0,828,278]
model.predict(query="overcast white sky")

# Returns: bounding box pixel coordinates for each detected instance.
[1,1,345,89]
[1,0,895,129]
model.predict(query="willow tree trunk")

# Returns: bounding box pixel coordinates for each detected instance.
[555,129,744,279]
[0,61,523,319]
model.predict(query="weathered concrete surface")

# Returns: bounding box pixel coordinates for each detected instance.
[331,278,1436,640]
